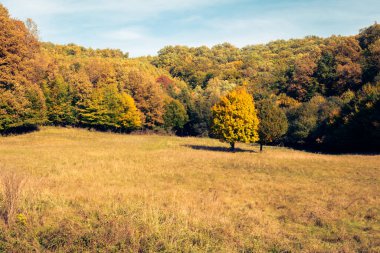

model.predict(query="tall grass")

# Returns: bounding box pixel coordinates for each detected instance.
[0,173,25,225]
[0,127,379,252]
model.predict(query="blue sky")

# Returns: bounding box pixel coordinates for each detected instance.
[2,0,379,57]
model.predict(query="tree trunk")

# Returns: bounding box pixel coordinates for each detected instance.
[260,143,263,152]
[230,142,235,152]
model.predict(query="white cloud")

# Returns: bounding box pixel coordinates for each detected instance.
[2,0,232,18]
[104,28,145,41]
[1,0,379,57]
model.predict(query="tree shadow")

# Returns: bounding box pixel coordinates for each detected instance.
[286,143,380,155]
[1,125,39,136]
[183,144,257,153]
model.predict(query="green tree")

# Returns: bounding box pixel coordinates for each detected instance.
[256,99,288,151]
[211,87,259,151]
[163,99,188,134]
[43,76,76,126]
[287,95,343,147]
[324,83,380,152]
[77,84,141,132]
[77,86,114,130]
[287,96,324,144]
[359,23,380,83]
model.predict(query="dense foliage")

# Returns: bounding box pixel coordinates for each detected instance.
[256,99,288,151]
[211,87,259,150]
[0,6,45,132]
[0,3,379,152]
[153,25,380,152]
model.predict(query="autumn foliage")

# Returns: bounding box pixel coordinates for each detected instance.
[211,87,259,150]
[0,5,45,132]
[0,3,379,152]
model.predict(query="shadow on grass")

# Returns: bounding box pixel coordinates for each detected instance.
[1,125,39,136]
[287,143,380,155]
[183,144,257,153]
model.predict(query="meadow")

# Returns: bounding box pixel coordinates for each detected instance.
[0,127,379,252]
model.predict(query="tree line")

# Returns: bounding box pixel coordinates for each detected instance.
[0,4,379,152]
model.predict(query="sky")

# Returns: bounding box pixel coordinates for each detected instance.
[1,0,379,57]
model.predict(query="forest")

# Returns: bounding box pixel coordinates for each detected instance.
[1,3,379,152]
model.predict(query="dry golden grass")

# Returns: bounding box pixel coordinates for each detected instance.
[0,127,379,252]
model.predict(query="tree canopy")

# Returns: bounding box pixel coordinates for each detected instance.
[0,5,45,132]
[211,87,259,150]
[256,99,288,151]
[0,2,379,152]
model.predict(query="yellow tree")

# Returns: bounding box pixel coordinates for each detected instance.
[118,92,142,131]
[211,87,259,151]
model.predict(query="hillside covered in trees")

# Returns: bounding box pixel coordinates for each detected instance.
[0,4,379,152]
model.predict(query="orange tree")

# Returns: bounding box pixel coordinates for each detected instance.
[0,5,46,132]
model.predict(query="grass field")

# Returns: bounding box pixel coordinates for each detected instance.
[0,127,379,252]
